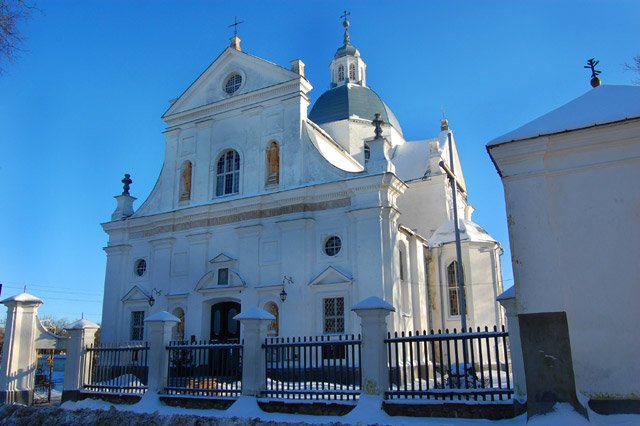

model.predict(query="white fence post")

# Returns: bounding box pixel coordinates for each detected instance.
[497,288,527,405]
[352,296,395,396]
[0,293,44,405]
[144,311,179,394]
[235,307,274,397]
[62,319,99,402]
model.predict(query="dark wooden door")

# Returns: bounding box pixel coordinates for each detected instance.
[210,302,240,343]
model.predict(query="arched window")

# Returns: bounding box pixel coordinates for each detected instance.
[338,65,345,81]
[447,261,466,316]
[266,141,279,186]
[349,63,356,81]
[364,143,370,164]
[172,308,185,341]
[179,160,192,201]
[216,149,240,196]
[264,302,279,336]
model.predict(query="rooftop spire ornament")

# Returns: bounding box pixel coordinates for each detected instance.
[584,58,602,88]
[228,16,244,37]
[121,173,132,196]
[372,112,384,139]
[340,10,351,45]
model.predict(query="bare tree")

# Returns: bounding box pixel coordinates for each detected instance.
[0,0,34,74]
[625,54,640,84]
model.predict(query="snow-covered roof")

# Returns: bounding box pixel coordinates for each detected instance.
[351,296,395,312]
[428,219,497,247]
[305,120,364,172]
[391,139,431,181]
[488,85,640,146]
[145,311,180,323]
[0,292,44,305]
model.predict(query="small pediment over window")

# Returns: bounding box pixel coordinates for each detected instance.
[308,266,353,287]
[209,252,237,264]
[121,285,151,303]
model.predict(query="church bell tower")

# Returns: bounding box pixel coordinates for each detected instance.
[329,11,367,88]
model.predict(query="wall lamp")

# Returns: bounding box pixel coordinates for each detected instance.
[148,288,162,307]
[280,276,294,303]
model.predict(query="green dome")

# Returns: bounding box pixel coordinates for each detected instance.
[309,84,403,135]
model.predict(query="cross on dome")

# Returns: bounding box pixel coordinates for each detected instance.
[340,10,351,45]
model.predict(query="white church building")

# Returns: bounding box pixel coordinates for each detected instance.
[100,21,505,344]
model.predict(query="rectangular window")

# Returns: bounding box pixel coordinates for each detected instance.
[130,311,145,341]
[399,249,405,281]
[217,268,229,286]
[323,297,345,334]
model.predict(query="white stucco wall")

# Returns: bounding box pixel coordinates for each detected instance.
[489,118,640,398]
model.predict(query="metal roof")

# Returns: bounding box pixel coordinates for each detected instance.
[309,84,403,135]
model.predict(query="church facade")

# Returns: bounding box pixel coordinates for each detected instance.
[100,23,505,344]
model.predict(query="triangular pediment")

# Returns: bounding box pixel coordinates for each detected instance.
[209,252,237,264]
[309,266,353,286]
[163,47,300,119]
[121,285,151,303]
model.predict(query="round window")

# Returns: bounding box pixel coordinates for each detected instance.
[324,236,342,256]
[135,259,147,277]
[224,73,242,95]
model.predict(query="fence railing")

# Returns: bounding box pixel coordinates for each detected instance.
[263,335,361,401]
[385,326,512,401]
[165,340,243,398]
[83,342,149,394]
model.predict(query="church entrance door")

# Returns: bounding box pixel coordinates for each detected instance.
[210,302,240,343]
[209,302,241,379]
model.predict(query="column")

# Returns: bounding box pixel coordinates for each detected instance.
[144,311,180,393]
[352,296,395,395]
[234,307,274,396]
[61,319,99,403]
[0,293,44,404]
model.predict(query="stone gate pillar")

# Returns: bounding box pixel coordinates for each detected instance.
[234,307,274,396]
[352,296,395,396]
[0,293,44,404]
[145,311,179,393]
[62,319,99,403]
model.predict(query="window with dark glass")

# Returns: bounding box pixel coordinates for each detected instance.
[130,311,145,341]
[324,236,342,256]
[217,268,229,286]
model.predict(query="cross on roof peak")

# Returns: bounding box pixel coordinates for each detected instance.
[229,16,244,37]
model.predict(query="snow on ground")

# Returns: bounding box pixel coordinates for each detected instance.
[57,393,640,426]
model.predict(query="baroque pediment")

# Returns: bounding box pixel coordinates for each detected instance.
[121,285,151,303]
[308,266,353,286]
[163,47,300,119]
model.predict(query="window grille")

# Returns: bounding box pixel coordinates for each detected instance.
[224,73,242,95]
[338,65,345,81]
[135,259,146,277]
[349,63,356,80]
[447,261,466,316]
[216,150,240,196]
[323,297,345,334]
[324,236,342,256]
[130,311,145,341]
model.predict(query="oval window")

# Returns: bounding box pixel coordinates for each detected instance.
[324,236,342,256]
[134,259,147,277]
[224,73,242,95]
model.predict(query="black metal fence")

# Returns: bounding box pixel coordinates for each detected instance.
[165,340,243,398]
[385,326,512,401]
[263,335,361,400]
[83,342,149,394]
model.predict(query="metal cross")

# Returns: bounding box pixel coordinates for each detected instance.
[340,10,351,23]
[584,58,602,79]
[372,113,384,139]
[229,16,244,37]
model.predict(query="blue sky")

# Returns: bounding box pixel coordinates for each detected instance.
[1,0,638,324]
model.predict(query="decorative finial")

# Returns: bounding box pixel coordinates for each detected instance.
[441,117,449,131]
[121,173,132,196]
[229,16,244,37]
[372,113,384,139]
[584,58,602,88]
[340,10,351,45]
